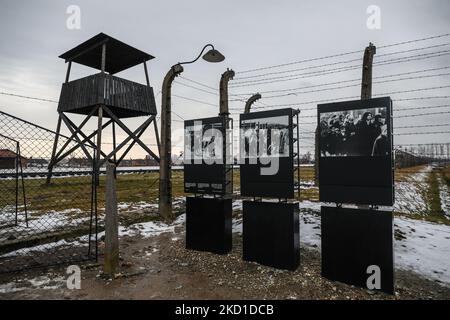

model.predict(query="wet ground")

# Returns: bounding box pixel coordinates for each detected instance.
[1,226,449,300]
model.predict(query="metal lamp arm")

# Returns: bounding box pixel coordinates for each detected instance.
[178,44,215,65]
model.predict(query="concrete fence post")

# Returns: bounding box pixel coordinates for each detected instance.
[104,162,119,276]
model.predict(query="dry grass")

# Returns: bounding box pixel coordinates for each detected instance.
[1,164,447,224]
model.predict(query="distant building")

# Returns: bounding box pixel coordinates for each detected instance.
[145,155,159,166]
[0,149,28,169]
[118,155,159,167]
[67,157,91,168]
[28,158,48,168]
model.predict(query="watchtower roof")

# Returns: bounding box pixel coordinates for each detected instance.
[59,33,155,74]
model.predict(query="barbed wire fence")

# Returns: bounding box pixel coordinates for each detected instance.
[0,134,27,229]
[0,110,97,273]
[171,33,450,217]
[0,33,449,273]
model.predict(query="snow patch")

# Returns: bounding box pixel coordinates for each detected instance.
[118,213,185,238]
[394,167,430,215]
[0,275,65,294]
[394,217,450,285]
[437,175,450,218]
[231,201,450,286]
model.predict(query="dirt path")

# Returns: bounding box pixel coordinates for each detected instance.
[1,225,449,300]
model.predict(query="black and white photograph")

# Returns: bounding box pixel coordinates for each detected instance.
[184,120,224,162]
[184,117,231,195]
[241,115,290,158]
[1,0,450,308]
[319,107,390,157]
[239,109,295,199]
[318,98,394,206]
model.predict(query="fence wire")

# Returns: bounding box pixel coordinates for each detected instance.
[296,124,450,219]
[0,111,97,273]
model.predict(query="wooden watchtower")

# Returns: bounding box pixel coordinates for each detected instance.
[47,33,160,183]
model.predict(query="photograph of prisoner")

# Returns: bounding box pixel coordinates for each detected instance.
[319,107,390,157]
[184,121,224,162]
[241,115,290,158]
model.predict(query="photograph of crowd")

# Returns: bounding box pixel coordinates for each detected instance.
[319,107,390,157]
[241,115,290,158]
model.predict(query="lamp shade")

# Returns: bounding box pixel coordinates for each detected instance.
[203,49,225,63]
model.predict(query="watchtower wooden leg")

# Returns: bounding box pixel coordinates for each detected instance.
[112,121,117,178]
[153,119,161,156]
[46,114,62,185]
[96,106,103,186]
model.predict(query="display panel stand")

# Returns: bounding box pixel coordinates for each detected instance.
[321,206,394,294]
[184,116,233,254]
[243,201,299,270]
[240,109,301,270]
[185,196,232,254]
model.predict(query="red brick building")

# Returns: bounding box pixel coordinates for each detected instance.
[0,149,28,169]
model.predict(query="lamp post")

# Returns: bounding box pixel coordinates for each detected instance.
[159,44,225,221]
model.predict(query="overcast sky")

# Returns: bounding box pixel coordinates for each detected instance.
[0,0,449,157]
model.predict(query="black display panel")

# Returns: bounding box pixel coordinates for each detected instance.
[240,108,294,198]
[184,116,232,195]
[186,197,232,254]
[318,97,394,205]
[321,206,394,294]
[243,201,299,270]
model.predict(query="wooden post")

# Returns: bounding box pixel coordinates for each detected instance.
[96,106,103,186]
[153,119,161,156]
[144,61,161,156]
[48,61,72,184]
[101,43,106,73]
[104,162,119,276]
[143,61,150,86]
[112,121,117,178]
[65,61,72,83]
[46,114,63,184]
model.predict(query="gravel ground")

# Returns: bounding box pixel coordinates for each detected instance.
[0,223,449,300]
